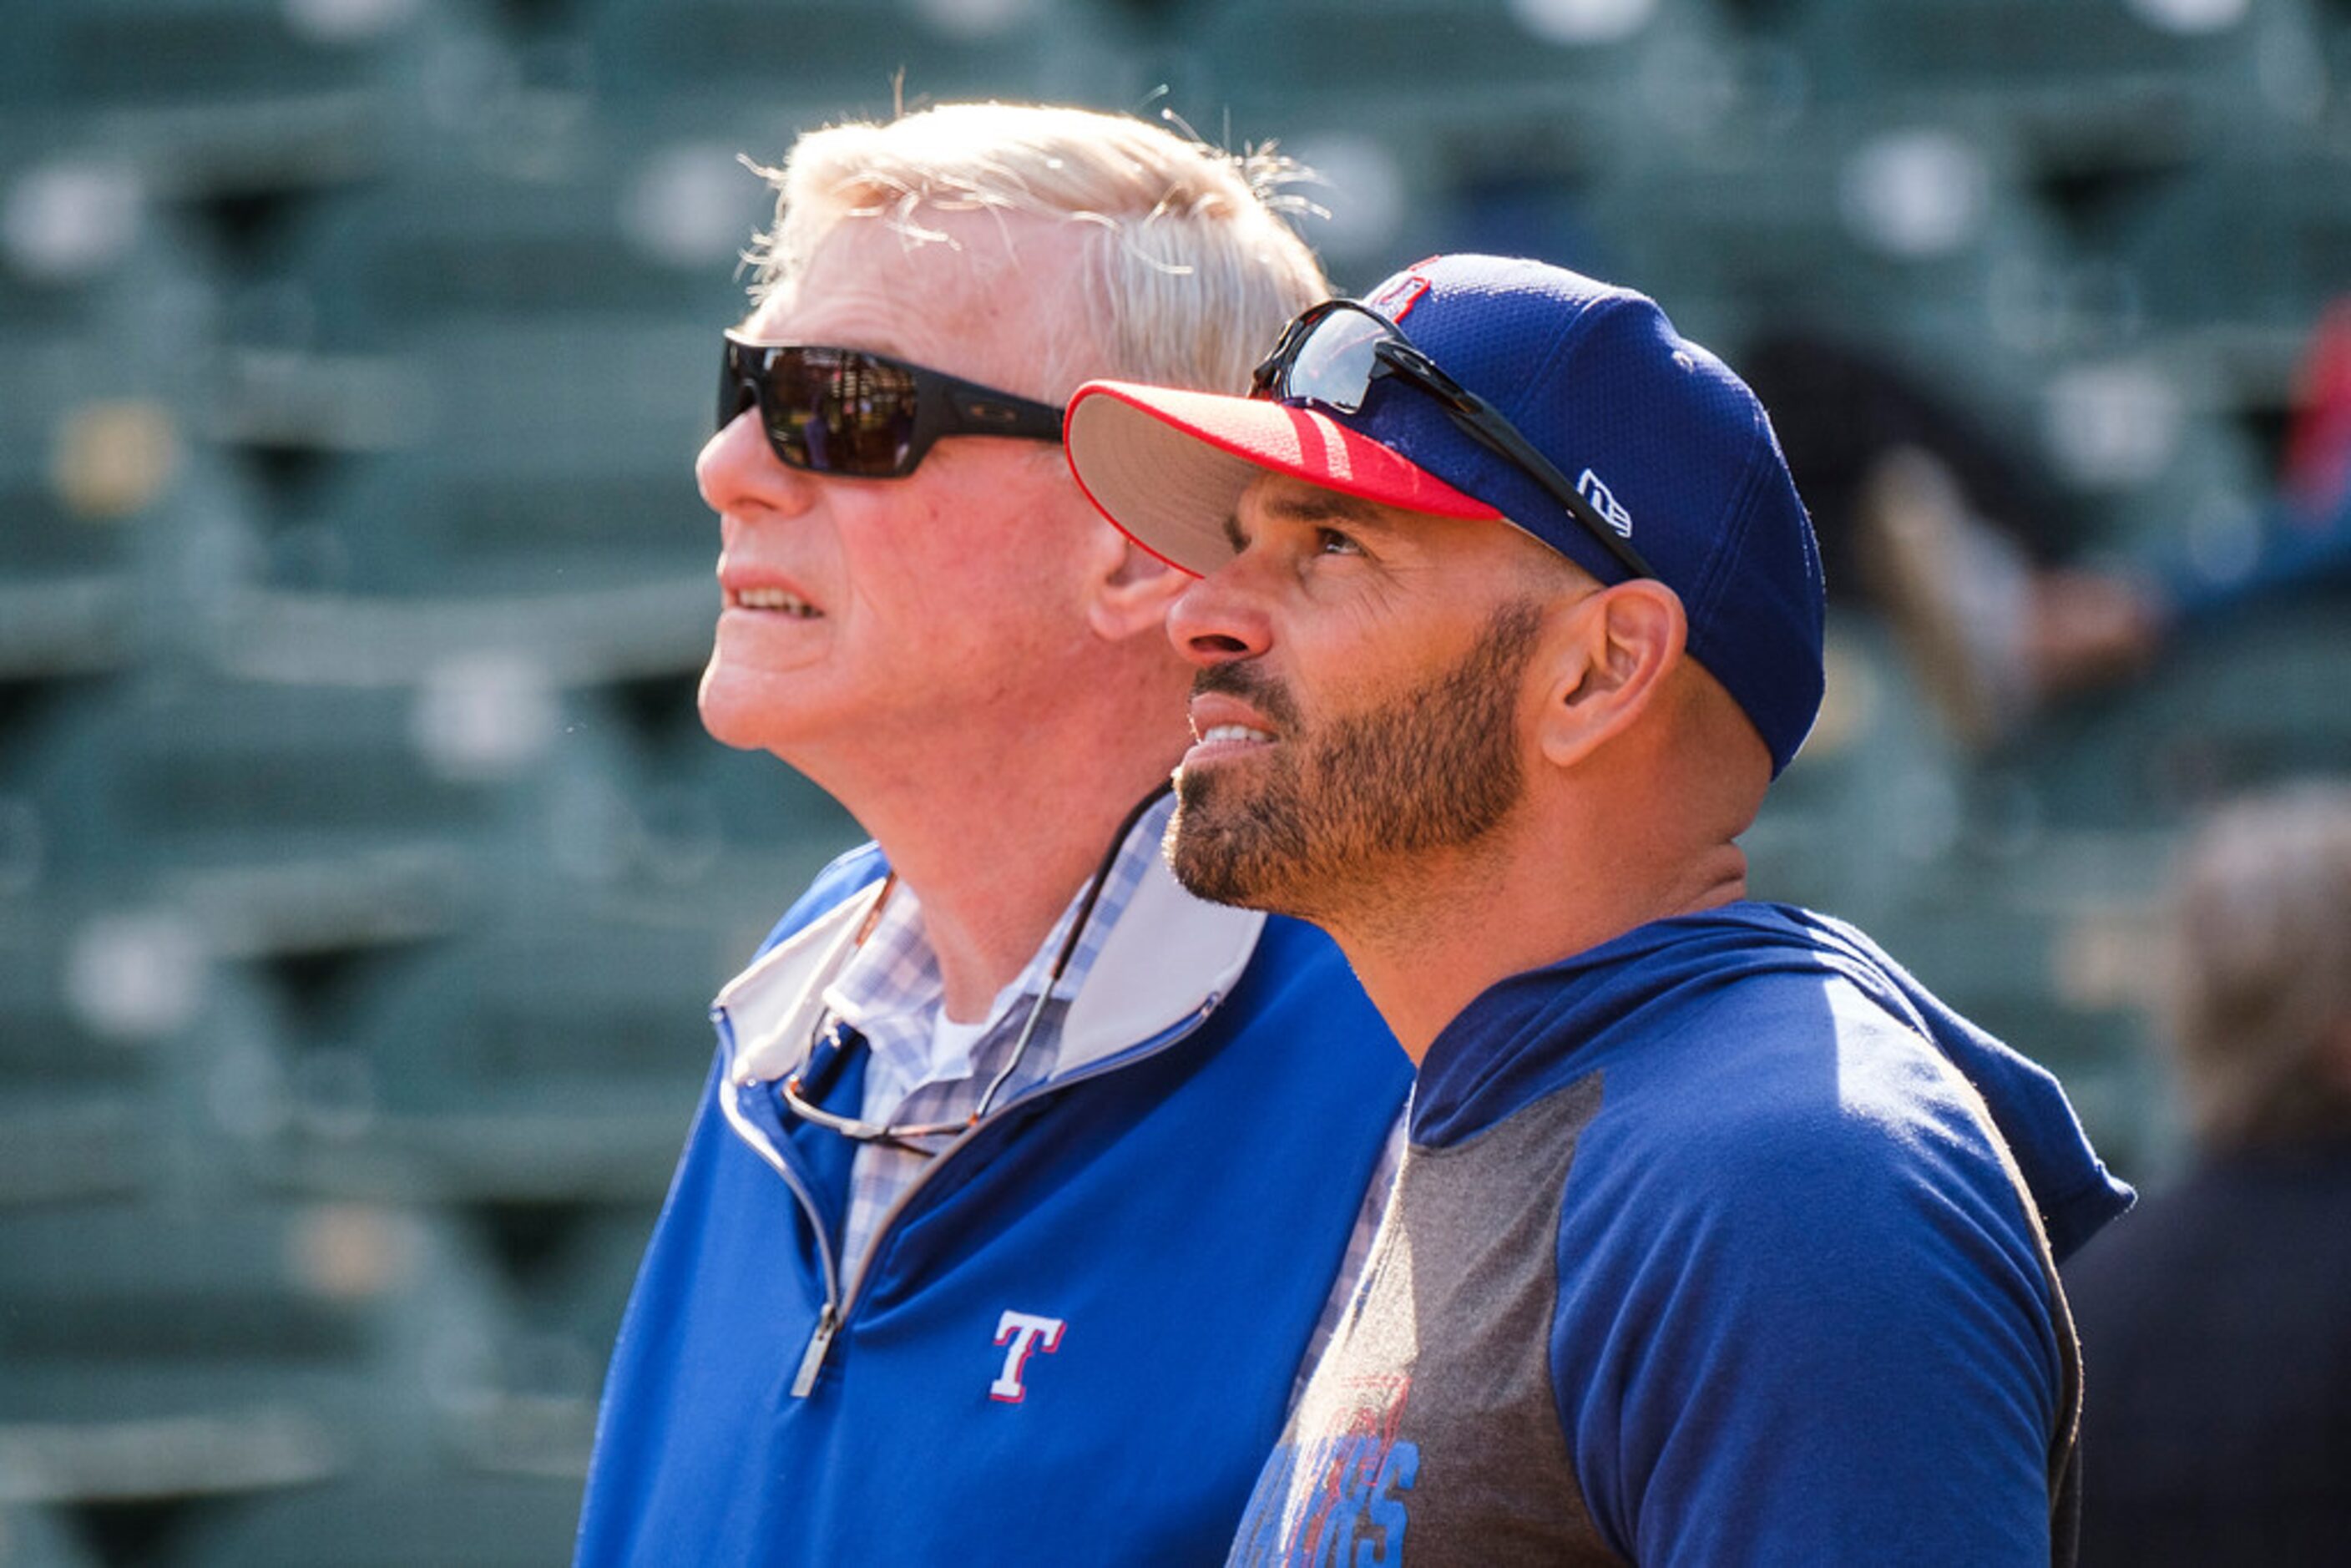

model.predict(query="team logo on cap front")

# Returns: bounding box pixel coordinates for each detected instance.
[1366,266,1433,322]
[1577,469,1635,538]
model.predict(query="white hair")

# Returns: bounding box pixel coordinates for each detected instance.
[744,102,1330,401]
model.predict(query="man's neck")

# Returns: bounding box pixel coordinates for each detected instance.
[1329,827,1750,1064]
[804,727,1183,1023]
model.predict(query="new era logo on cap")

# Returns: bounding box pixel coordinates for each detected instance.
[1576,469,1633,539]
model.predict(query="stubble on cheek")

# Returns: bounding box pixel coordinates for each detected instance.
[1162,598,1544,918]
[1165,752,1315,913]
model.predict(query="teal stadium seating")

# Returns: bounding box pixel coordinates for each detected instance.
[8,0,417,211]
[0,1502,103,1568]
[1195,0,1727,152]
[164,1472,588,1566]
[1787,0,2297,167]
[437,1201,665,1480]
[202,153,752,695]
[0,1196,493,1509]
[260,907,736,1203]
[0,340,144,680]
[584,0,1108,123]
[0,920,164,1210]
[2117,145,2351,342]
[15,675,547,913]
[3,1,2348,1558]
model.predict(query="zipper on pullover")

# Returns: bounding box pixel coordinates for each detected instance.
[791,1304,840,1398]
[728,992,1226,1400]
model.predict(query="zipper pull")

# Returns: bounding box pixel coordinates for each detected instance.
[791,1303,840,1399]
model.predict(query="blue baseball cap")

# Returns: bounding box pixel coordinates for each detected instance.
[1064,253,1827,776]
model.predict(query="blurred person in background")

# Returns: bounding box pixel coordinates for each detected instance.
[1741,326,2160,748]
[2065,781,2351,1566]
[1747,301,2351,751]
[573,103,1409,1565]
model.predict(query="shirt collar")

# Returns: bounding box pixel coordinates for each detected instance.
[715,792,1265,1091]
[820,792,1175,1094]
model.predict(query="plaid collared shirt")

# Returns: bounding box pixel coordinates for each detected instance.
[813,792,1398,1392]
[821,796,1165,1277]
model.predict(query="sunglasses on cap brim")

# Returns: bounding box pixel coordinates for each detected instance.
[1251,300,1657,582]
[719,330,1066,479]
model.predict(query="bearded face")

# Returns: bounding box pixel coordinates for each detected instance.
[1166,599,1544,921]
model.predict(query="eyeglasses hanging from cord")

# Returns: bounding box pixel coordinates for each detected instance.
[777,781,1175,1155]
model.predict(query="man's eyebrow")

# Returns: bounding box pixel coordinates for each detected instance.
[1265,488,1388,524]
[1225,486,1399,551]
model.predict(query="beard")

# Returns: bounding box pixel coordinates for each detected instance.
[1166,599,1544,921]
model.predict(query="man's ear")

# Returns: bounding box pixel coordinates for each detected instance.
[1532,580,1687,770]
[1084,529,1191,642]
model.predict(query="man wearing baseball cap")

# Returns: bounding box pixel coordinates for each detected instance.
[1065,254,2134,1565]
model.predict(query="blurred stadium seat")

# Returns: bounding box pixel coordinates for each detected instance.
[0,919,164,1210]
[0,342,158,680]
[0,1196,489,1510]
[2029,591,2351,826]
[8,0,418,213]
[1786,0,2297,166]
[195,152,747,685]
[2116,145,2351,348]
[270,151,752,348]
[290,316,714,596]
[12,675,548,935]
[1585,110,2063,360]
[437,1200,662,1479]
[584,0,1105,120]
[1196,0,1727,145]
[259,907,733,1203]
[0,1501,104,1568]
[161,1471,587,1566]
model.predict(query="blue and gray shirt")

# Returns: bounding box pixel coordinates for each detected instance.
[1234,903,2132,1566]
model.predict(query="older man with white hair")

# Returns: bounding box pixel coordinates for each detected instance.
[574,104,1408,1565]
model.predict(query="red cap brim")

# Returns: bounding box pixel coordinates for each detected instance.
[1064,382,1504,575]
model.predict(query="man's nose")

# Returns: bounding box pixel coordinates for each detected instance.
[1166,565,1273,668]
[696,408,817,523]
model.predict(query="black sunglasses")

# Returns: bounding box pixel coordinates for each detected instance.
[719,330,1065,479]
[1250,300,1657,582]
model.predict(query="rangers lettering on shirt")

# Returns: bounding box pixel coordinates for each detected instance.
[989,1310,1066,1404]
[1235,1373,1417,1565]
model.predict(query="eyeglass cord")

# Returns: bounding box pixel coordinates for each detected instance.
[782,777,1176,1152]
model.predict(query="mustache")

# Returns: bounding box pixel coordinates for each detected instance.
[1191,660,1300,731]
